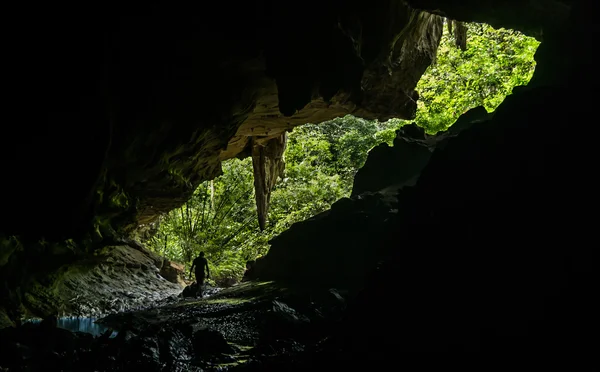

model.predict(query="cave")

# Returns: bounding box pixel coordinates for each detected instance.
[0,0,597,370]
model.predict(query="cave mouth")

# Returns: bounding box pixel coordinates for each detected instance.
[2,0,595,367]
[140,20,539,287]
[1,17,539,325]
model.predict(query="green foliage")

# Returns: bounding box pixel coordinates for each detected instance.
[143,22,539,283]
[144,158,257,282]
[144,117,397,283]
[416,22,539,133]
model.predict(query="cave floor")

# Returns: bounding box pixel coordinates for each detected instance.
[92,280,346,370]
[99,281,291,346]
[1,280,347,371]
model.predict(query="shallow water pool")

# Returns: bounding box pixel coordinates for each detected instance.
[25,317,118,337]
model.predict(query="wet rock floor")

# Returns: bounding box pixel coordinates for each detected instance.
[0,281,348,371]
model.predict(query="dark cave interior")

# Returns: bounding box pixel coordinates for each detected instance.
[0,0,597,370]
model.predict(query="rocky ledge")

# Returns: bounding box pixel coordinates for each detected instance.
[12,243,182,323]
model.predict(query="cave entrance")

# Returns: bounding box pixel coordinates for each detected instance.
[141,21,539,288]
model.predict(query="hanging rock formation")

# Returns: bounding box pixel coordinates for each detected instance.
[248,108,491,286]
[0,0,587,336]
[0,1,450,320]
[2,1,446,243]
[249,0,598,358]
[251,134,287,230]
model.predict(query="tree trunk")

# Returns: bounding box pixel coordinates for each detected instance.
[210,180,215,210]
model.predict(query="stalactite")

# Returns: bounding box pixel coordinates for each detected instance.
[251,133,287,230]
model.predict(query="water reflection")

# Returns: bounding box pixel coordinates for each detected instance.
[26,317,118,338]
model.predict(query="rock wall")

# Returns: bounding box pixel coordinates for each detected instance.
[0,1,452,325]
[3,242,182,321]
[0,0,582,328]
[253,0,597,354]
[351,107,491,196]
[1,1,447,243]
[250,114,491,285]
[351,125,434,196]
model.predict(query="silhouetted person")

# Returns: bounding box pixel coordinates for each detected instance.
[190,252,210,297]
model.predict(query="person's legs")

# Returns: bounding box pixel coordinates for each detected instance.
[195,270,205,297]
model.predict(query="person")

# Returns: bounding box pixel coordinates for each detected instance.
[190,252,210,297]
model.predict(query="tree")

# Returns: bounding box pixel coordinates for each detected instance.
[143,22,539,283]
[415,22,540,133]
[144,158,257,282]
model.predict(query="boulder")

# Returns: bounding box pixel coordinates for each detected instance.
[21,244,183,318]
[249,192,397,288]
[159,260,186,286]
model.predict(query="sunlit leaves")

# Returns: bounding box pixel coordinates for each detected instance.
[142,22,539,282]
[416,22,539,133]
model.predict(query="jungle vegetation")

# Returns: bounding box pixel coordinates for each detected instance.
[142,22,540,284]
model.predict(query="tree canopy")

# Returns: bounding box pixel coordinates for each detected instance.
[142,22,539,284]
[416,22,539,133]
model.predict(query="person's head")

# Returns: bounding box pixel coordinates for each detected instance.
[199,252,205,258]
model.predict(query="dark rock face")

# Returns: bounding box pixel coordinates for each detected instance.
[252,114,491,286]
[0,0,595,366]
[405,0,571,37]
[2,1,446,242]
[180,283,201,299]
[0,2,451,318]
[352,108,491,196]
[249,0,597,358]
[351,124,434,196]
[335,84,596,356]
[249,192,399,288]
[8,243,182,320]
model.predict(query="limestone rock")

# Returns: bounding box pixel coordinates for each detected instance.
[159,260,186,286]
[249,192,398,288]
[3,2,447,241]
[352,107,492,197]
[23,244,182,318]
[351,124,434,196]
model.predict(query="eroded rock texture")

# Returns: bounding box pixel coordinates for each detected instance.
[2,1,446,242]
[0,1,595,364]
[352,107,490,196]
[2,242,183,319]
[405,0,572,37]
[251,134,287,230]
[250,0,597,357]
[0,1,453,322]
[250,192,400,288]
[249,113,490,285]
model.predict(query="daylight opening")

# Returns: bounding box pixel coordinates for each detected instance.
[140,22,540,286]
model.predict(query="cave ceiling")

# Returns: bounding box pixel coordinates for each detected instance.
[0,0,574,240]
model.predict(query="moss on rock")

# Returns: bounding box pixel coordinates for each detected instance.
[19,244,182,319]
[0,307,14,329]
